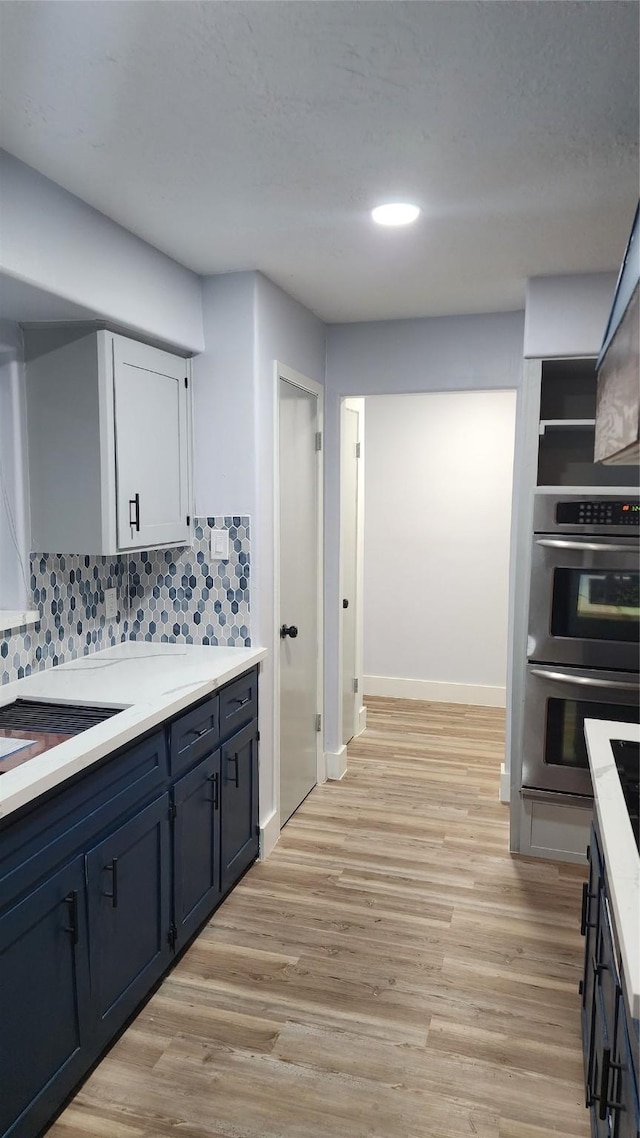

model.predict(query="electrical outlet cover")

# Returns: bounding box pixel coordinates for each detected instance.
[105,587,118,620]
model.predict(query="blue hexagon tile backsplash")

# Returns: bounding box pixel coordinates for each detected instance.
[0,517,250,686]
[128,517,250,646]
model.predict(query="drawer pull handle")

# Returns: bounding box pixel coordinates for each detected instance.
[104,858,119,908]
[580,882,598,935]
[128,493,140,532]
[63,890,79,946]
[226,754,240,788]
[232,695,250,708]
[194,726,210,739]
[592,955,608,979]
[209,771,219,810]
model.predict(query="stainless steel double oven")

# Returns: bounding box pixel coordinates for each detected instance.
[523,494,639,796]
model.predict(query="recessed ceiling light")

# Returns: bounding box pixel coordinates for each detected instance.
[371,202,421,227]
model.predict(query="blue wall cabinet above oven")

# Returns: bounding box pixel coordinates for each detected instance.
[172,749,222,949]
[0,858,91,1138]
[86,794,171,1047]
[24,327,192,555]
[220,720,259,896]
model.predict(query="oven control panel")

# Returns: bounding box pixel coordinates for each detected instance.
[556,500,640,526]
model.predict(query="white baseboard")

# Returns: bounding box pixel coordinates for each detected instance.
[363,675,506,708]
[259,809,280,860]
[325,744,348,780]
[499,762,510,804]
[355,705,367,736]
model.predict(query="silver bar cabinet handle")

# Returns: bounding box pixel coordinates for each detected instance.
[536,539,635,553]
[530,667,640,691]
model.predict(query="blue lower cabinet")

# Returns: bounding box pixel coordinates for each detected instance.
[86,794,171,1047]
[581,825,639,1138]
[613,1001,640,1138]
[590,985,615,1137]
[172,750,221,948]
[582,841,602,1095]
[0,667,260,1138]
[0,858,90,1138]
[220,721,259,895]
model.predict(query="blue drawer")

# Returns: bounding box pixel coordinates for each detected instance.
[169,695,220,778]
[219,668,258,743]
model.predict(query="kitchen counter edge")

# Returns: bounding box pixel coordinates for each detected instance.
[584,717,640,1022]
[0,643,267,822]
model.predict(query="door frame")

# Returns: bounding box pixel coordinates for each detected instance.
[273,361,325,831]
[338,397,366,747]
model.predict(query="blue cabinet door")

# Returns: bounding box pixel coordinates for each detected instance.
[612,996,640,1138]
[86,795,171,1046]
[582,833,604,1096]
[0,858,90,1138]
[220,722,258,895]
[173,750,221,948]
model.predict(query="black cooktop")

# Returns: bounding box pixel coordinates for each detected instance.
[611,739,640,853]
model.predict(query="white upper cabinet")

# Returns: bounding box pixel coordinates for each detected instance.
[26,329,192,555]
[112,337,190,549]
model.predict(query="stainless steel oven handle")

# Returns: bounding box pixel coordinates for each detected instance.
[535,539,635,553]
[530,667,640,691]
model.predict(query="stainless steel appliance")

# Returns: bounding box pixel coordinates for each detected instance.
[522,663,639,795]
[528,495,639,672]
[523,493,640,797]
[0,699,121,774]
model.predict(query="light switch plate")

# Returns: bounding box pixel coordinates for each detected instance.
[105,587,118,620]
[210,528,229,561]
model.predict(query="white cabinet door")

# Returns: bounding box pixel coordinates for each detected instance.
[113,337,190,551]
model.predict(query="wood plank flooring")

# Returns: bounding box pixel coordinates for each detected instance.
[48,697,590,1138]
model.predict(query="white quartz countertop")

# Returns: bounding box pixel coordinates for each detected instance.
[0,642,266,821]
[584,718,639,1021]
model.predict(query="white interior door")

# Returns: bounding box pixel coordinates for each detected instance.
[279,377,319,825]
[341,407,359,745]
[113,337,189,550]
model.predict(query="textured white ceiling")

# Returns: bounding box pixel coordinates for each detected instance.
[0,1,638,322]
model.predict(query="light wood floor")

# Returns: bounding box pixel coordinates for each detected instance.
[49,697,590,1138]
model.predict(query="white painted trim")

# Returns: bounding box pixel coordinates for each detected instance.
[259,808,281,861]
[273,361,325,835]
[325,745,348,781]
[364,674,506,708]
[338,397,365,749]
[499,763,510,804]
[355,704,367,736]
[518,793,591,865]
[0,609,39,635]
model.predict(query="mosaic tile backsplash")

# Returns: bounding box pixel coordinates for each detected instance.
[1,517,250,686]
[128,518,250,646]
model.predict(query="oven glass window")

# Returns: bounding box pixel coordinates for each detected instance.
[551,570,639,643]
[545,698,640,769]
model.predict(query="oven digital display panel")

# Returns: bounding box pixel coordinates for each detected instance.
[556,500,640,525]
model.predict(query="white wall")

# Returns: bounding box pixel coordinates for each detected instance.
[524,273,616,358]
[0,321,30,610]
[193,273,257,518]
[0,151,203,353]
[362,391,517,705]
[323,310,525,750]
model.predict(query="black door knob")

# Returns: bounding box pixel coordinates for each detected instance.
[342,598,349,609]
[280,624,299,639]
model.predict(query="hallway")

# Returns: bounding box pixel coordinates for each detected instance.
[49,698,590,1138]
